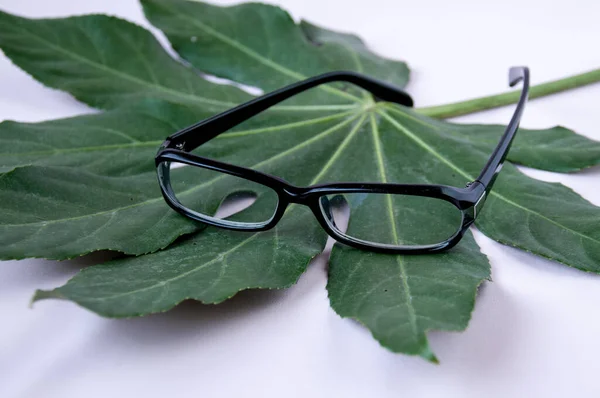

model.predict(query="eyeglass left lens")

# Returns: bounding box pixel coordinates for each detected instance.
[159,161,279,227]
[319,193,463,248]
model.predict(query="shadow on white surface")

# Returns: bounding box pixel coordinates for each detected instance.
[96,288,287,344]
[427,282,520,370]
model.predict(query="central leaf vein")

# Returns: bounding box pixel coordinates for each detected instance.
[369,113,419,337]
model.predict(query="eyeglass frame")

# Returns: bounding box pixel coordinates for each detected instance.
[156,67,530,254]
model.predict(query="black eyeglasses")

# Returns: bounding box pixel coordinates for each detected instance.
[156,67,529,254]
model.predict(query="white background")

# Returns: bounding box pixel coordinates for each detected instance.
[1,0,600,397]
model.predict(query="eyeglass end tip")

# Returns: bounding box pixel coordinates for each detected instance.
[509,66,529,87]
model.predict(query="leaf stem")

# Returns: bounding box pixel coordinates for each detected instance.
[416,68,600,119]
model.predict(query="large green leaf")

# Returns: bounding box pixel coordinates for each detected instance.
[33,204,328,317]
[328,232,489,362]
[1,0,600,360]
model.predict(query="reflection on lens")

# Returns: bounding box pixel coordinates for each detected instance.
[320,193,462,247]
[213,191,257,220]
[162,161,279,226]
[320,194,350,233]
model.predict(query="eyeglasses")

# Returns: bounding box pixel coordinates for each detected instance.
[156,67,529,254]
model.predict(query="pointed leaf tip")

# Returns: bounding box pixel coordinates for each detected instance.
[419,344,440,364]
[31,289,65,306]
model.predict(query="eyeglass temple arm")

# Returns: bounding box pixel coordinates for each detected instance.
[166,71,413,151]
[472,67,530,199]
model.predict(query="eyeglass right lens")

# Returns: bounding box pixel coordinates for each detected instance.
[319,193,462,248]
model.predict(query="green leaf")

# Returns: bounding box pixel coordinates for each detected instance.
[0,9,251,110]
[441,123,600,173]
[0,165,196,259]
[0,101,204,175]
[476,165,600,271]
[328,231,490,362]
[33,205,328,317]
[1,0,600,361]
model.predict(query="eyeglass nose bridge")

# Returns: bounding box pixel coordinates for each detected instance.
[276,187,350,229]
[278,185,316,205]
